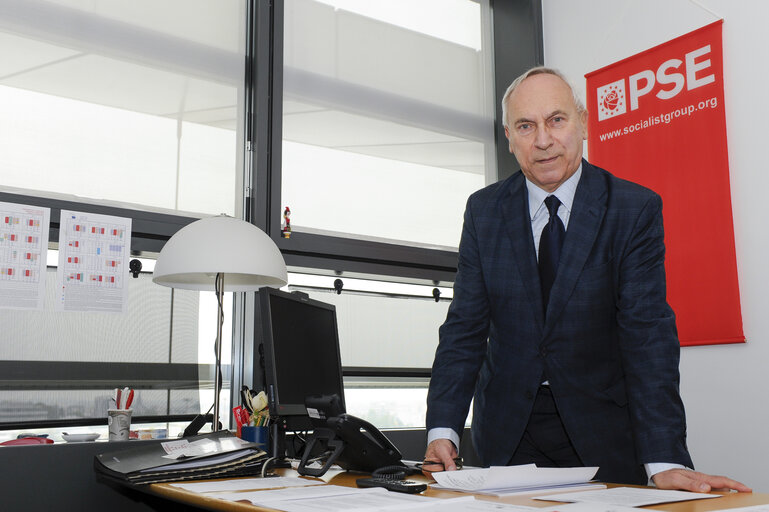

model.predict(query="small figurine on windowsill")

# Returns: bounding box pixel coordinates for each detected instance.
[282,206,291,238]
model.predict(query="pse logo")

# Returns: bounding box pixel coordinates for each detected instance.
[596,45,716,122]
[597,79,626,121]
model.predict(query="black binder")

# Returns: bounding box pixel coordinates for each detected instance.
[94,430,267,485]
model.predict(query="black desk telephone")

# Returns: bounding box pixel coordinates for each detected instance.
[296,395,402,477]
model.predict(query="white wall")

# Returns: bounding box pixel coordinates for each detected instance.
[542,0,769,491]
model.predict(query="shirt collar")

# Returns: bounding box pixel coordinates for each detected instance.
[526,163,582,220]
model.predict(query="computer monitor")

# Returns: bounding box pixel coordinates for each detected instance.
[256,287,345,455]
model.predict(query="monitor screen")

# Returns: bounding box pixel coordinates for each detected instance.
[257,287,345,431]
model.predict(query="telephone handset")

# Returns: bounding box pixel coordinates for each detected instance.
[296,396,402,477]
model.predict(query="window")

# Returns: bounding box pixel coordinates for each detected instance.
[0,0,246,217]
[0,0,248,437]
[280,0,495,250]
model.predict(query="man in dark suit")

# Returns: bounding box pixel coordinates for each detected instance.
[424,67,749,492]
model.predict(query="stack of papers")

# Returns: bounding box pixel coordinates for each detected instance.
[94,431,268,485]
[431,464,603,496]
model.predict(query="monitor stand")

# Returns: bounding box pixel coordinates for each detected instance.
[269,419,292,468]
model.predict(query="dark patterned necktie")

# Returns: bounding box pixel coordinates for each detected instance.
[539,195,565,312]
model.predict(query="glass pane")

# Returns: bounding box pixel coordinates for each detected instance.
[344,381,472,429]
[0,269,184,363]
[286,276,451,369]
[282,0,494,249]
[345,385,428,429]
[0,0,246,217]
[0,421,192,444]
[0,257,232,426]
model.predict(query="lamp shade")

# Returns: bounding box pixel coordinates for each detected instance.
[152,215,287,291]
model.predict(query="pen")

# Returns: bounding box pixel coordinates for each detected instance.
[122,387,130,409]
[125,389,134,409]
[115,388,122,409]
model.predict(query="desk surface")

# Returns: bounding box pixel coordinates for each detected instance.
[147,469,768,512]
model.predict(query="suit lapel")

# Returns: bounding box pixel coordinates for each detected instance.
[544,161,608,333]
[500,173,545,328]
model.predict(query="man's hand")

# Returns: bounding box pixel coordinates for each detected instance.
[652,468,752,493]
[422,438,458,478]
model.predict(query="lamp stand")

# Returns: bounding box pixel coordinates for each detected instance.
[213,272,225,432]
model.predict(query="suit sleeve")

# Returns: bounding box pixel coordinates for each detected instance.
[426,196,491,435]
[615,193,693,468]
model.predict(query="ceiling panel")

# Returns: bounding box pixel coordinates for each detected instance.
[2,54,237,119]
[336,140,485,174]
[0,32,80,77]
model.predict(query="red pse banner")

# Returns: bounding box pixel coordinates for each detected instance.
[585,20,743,346]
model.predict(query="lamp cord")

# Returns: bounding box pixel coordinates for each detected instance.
[211,272,225,431]
[215,272,224,390]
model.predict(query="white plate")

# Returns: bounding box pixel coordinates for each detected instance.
[62,433,100,443]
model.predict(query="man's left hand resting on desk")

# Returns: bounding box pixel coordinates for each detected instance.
[652,468,751,493]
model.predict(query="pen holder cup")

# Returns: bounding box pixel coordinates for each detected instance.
[108,409,132,441]
[240,426,268,451]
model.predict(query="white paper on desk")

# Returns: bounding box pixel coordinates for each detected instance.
[432,464,598,492]
[538,502,644,512]
[266,487,434,511]
[480,483,607,497]
[274,493,541,512]
[210,486,537,511]
[442,498,537,511]
[214,486,431,511]
[170,476,325,493]
[704,506,769,512]
[213,484,360,504]
[535,487,720,506]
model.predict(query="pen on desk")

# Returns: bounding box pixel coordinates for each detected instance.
[115,388,122,409]
[125,389,134,409]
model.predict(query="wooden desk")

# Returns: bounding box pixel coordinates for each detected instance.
[147,469,768,512]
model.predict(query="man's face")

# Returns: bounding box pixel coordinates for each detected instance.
[504,73,587,193]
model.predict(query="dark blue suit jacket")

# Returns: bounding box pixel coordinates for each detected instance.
[427,160,693,485]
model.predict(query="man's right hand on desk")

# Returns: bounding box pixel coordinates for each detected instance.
[422,438,459,478]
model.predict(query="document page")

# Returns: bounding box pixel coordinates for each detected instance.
[262,488,432,512]
[56,209,131,312]
[481,483,606,497]
[428,498,537,511]
[170,476,325,493]
[432,464,598,492]
[0,201,50,310]
[535,487,721,506]
[210,484,362,504]
[538,503,644,512]
[702,506,769,512]
[209,486,538,512]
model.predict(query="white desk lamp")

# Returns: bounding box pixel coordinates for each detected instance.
[153,215,287,431]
